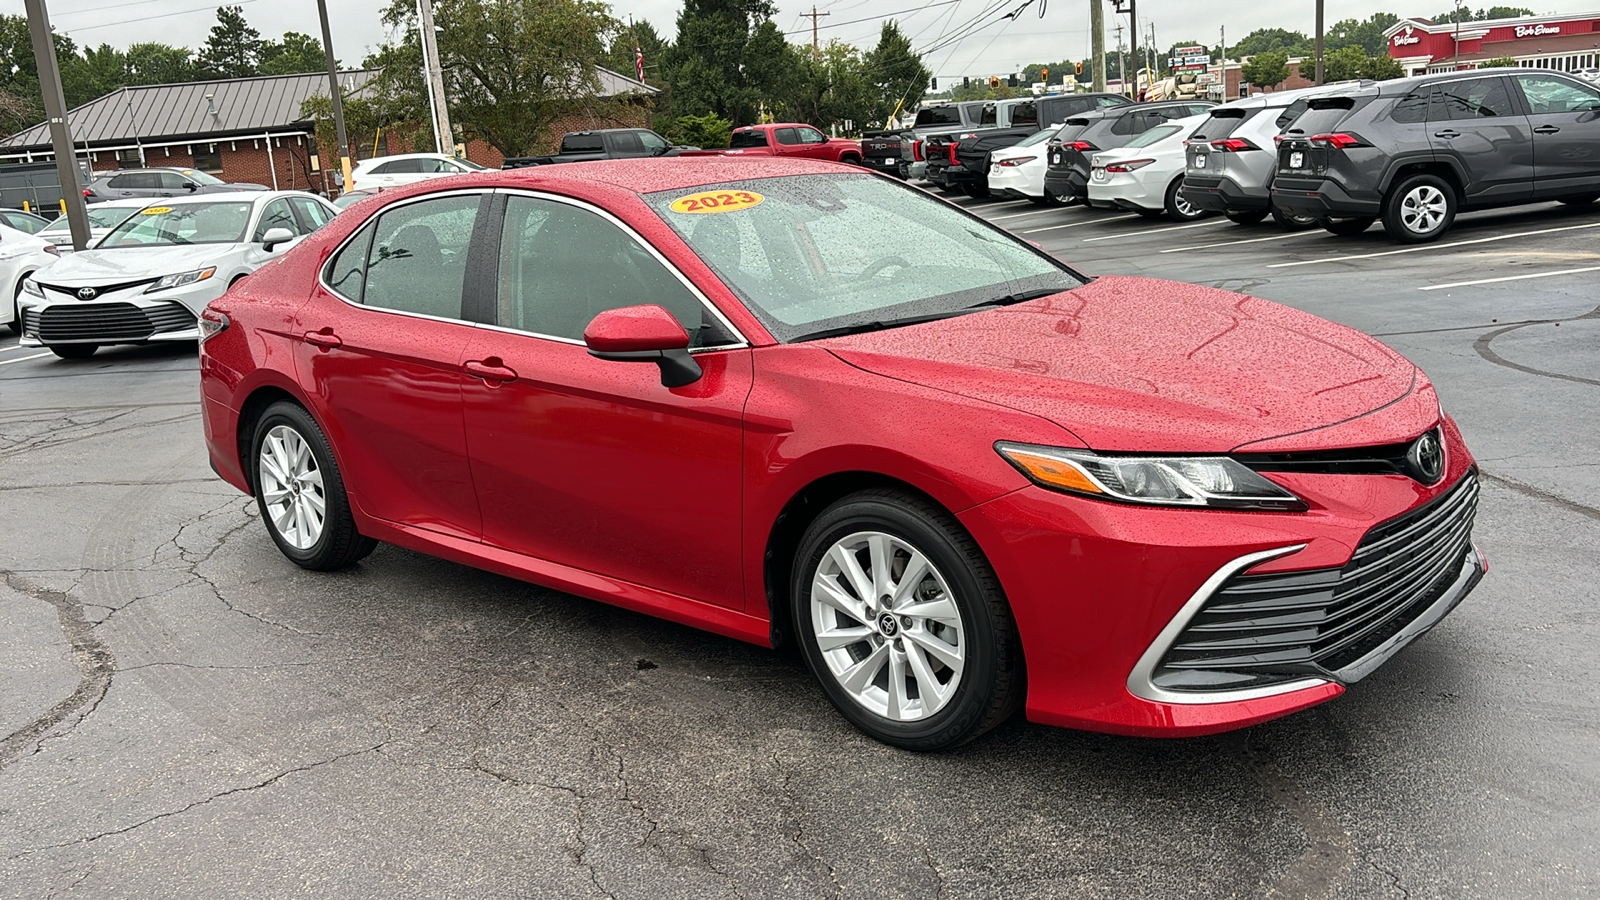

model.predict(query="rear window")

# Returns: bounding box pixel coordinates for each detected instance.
[1283,99,1356,136]
[1124,123,1184,148]
[1052,119,1094,142]
[1008,101,1037,126]
[729,130,769,148]
[561,133,604,152]
[1273,99,1311,130]
[978,104,998,126]
[914,106,963,127]
[1189,108,1256,141]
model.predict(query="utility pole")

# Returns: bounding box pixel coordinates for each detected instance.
[22,0,89,250]
[800,6,830,62]
[1114,23,1126,98]
[417,0,455,156]
[1090,0,1106,92]
[315,0,353,195]
[1129,0,1138,99]
[1314,0,1325,84]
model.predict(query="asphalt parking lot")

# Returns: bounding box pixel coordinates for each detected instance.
[2,194,1597,899]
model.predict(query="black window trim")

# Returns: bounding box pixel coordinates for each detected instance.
[316,187,494,325]
[475,187,749,353]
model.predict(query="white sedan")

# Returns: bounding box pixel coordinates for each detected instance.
[1086,114,1212,222]
[17,191,337,358]
[348,153,487,192]
[36,197,150,253]
[985,128,1059,205]
[1,223,62,335]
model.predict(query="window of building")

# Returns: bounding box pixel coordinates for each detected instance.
[116,149,140,165]
[191,144,223,175]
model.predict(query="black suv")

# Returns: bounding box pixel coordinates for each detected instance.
[1045,100,1215,203]
[1272,69,1600,242]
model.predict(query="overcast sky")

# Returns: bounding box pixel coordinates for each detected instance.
[6,0,1593,78]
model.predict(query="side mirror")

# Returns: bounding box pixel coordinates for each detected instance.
[260,227,295,252]
[184,181,199,191]
[584,304,702,388]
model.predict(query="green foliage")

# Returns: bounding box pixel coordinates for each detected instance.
[195,5,262,79]
[125,43,196,86]
[259,32,326,77]
[862,21,930,124]
[1326,13,1401,56]
[1365,54,1405,80]
[1431,7,1535,24]
[1231,29,1313,59]
[1323,46,1406,83]
[776,40,877,132]
[668,111,732,148]
[1241,51,1291,89]
[1479,56,1520,68]
[663,0,778,125]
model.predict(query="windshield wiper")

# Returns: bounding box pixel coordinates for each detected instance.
[964,287,1062,309]
[791,309,971,343]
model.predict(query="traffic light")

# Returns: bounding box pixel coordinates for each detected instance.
[963,76,970,88]
[1075,61,1084,75]
[1041,68,1048,83]
[930,77,937,90]
[1007,73,1018,87]
[989,75,999,88]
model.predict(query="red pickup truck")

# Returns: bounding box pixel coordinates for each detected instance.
[682,123,862,164]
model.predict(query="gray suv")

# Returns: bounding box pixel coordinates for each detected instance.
[83,167,267,203]
[1272,69,1600,242]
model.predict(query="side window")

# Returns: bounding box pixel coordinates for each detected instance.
[1438,77,1515,119]
[1110,113,1137,135]
[639,131,669,153]
[775,127,800,145]
[609,131,645,155]
[253,199,299,240]
[325,223,374,301]
[290,197,333,232]
[158,172,191,189]
[107,174,130,188]
[1515,74,1600,113]
[1010,102,1037,126]
[798,127,828,144]
[496,196,714,346]
[387,159,422,174]
[1096,96,1127,107]
[370,161,395,174]
[362,194,480,319]
[1274,100,1310,130]
[1390,92,1430,124]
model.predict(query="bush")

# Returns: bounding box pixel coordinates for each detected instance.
[1479,57,1519,68]
[669,113,733,149]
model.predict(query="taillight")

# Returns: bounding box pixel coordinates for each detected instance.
[1067,141,1095,152]
[1311,133,1364,149]
[199,308,230,343]
[82,189,93,197]
[1273,135,1285,145]
[948,143,959,165]
[43,244,60,257]
[1210,138,1255,152]
[912,139,923,161]
[997,156,1036,167]
[1104,159,1155,173]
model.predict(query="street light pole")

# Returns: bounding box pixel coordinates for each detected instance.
[22,0,90,251]
[1314,0,1325,84]
[315,0,353,195]
[417,0,455,157]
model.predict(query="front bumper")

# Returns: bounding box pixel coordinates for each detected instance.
[1270,177,1383,219]
[18,280,219,346]
[957,418,1484,737]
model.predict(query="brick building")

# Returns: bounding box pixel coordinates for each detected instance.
[0,67,658,195]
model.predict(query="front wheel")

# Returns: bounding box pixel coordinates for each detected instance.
[1382,174,1456,243]
[1320,216,1376,236]
[961,183,991,199]
[791,490,1022,751]
[7,282,21,335]
[1165,178,1208,221]
[251,401,376,570]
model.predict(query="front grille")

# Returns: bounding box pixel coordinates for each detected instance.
[1153,469,1480,692]
[39,277,159,299]
[34,301,197,343]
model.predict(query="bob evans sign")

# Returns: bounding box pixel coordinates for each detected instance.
[1393,27,1421,46]
[1514,24,1560,37]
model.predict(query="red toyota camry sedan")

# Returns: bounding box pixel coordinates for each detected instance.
[198,158,1484,750]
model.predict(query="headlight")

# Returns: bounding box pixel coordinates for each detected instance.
[22,279,43,297]
[995,442,1308,511]
[145,267,216,293]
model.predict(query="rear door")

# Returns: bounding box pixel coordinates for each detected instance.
[1187,109,1257,181]
[1510,72,1600,199]
[606,130,649,158]
[774,127,804,156]
[1429,75,1533,205]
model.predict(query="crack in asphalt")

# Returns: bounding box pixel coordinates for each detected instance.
[0,571,116,772]
[0,478,218,494]
[770,748,843,899]
[1235,730,1356,900]
[1362,851,1413,900]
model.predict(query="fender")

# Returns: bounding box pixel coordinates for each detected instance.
[1377,149,1463,196]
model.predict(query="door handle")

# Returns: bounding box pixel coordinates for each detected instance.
[302,329,342,349]
[464,358,518,382]
[1533,125,1561,134]
[1433,129,1460,138]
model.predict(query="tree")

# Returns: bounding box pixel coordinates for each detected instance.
[1325,13,1400,56]
[862,21,930,126]
[1431,6,1534,24]
[1479,56,1519,68]
[1241,51,1290,90]
[1322,45,1369,83]
[195,5,263,79]
[1231,29,1312,59]
[1365,54,1404,79]
[606,19,669,86]
[663,0,776,125]
[125,43,195,85]
[777,40,876,132]
[667,111,731,147]
[259,32,327,77]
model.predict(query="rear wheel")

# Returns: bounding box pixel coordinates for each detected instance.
[791,490,1022,751]
[251,401,376,570]
[1271,204,1319,230]
[961,183,991,199]
[1320,216,1376,236]
[50,344,97,359]
[1225,209,1269,225]
[1165,178,1208,221]
[1559,193,1599,205]
[1382,174,1456,243]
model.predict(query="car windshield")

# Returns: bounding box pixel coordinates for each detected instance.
[182,170,225,185]
[47,205,144,231]
[645,173,1085,342]
[457,158,487,170]
[1125,123,1184,149]
[99,201,253,247]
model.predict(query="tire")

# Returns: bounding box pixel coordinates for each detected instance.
[1559,193,1599,205]
[1225,209,1269,225]
[961,183,991,199]
[250,401,377,570]
[790,489,1023,751]
[840,155,861,166]
[49,344,97,359]
[6,281,21,336]
[1271,204,1319,231]
[1320,216,1376,236]
[1381,174,1456,243]
[1164,178,1208,221]
[1028,195,1051,206]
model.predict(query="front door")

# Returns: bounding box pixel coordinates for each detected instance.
[1512,72,1600,200]
[293,191,489,541]
[792,126,833,159]
[1428,76,1534,206]
[460,192,751,609]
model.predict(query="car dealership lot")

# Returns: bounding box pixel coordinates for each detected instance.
[1,196,1596,898]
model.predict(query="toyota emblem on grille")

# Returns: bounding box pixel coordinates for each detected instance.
[76,286,97,300]
[1407,430,1445,484]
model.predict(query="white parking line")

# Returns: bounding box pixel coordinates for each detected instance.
[1267,219,1600,269]
[986,206,1061,221]
[0,352,48,366]
[1080,220,1227,243]
[1420,264,1600,291]
[1160,229,1327,253]
[1020,214,1137,234]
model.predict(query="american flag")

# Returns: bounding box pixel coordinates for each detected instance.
[635,46,645,82]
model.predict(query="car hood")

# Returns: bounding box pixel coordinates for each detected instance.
[823,276,1419,453]
[34,244,233,285]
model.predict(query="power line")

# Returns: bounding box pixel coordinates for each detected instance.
[63,0,260,34]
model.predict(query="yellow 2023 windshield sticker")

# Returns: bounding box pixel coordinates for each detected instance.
[141,206,173,215]
[669,190,763,214]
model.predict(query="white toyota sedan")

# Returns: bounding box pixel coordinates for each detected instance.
[36,197,151,253]
[1085,114,1212,222]
[17,191,337,358]
[1,223,61,334]
[985,128,1059,204]
[348,153,487,192]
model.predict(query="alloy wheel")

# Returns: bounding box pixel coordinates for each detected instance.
[258,424,326,551]
[809,531,965,722]
[1173,192,1200,218]
[1400,185,1448,234]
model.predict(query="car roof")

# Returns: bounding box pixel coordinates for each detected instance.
[1376,66,1582,95]
[360,152,460,163]
[371,158,848,207]
[1214,82,1368,111]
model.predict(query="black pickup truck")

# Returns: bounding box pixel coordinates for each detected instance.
[856,102,988,179]
[923,93,1135,197]
[503,128,694,167]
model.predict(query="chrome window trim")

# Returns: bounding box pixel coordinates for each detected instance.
[316,187,490,315]
[492,187,750,351]
[1125,543,1332,705]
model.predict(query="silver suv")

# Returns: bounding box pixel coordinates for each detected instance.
[83,167,267,203]
[1181,84,1364,228]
